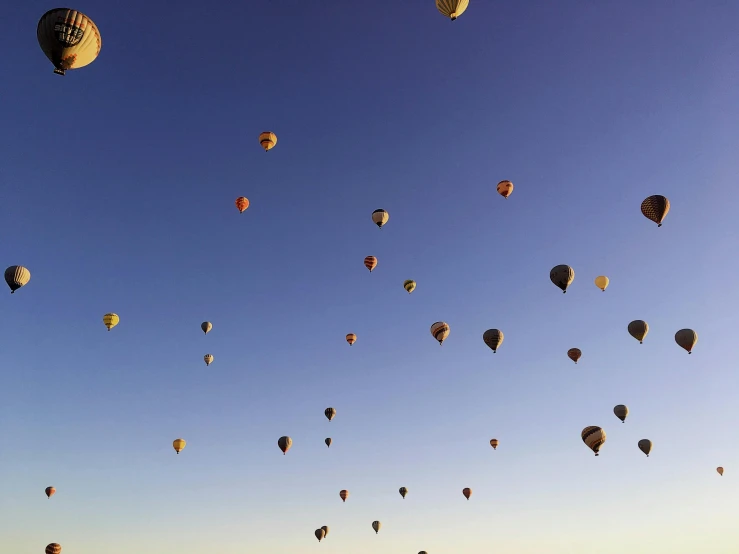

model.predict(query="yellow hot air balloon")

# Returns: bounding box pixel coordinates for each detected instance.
[45,544,62,554]
[5,265,31,293]
[372,209,389,228]
[346,333,357,346]
[37,9,101,76]
[45,486,56,499]
[372,520,382,534]
[482,329,504,353]
[364,256,377,272]
[496,180,514,199]
[259,132,277,151]
[675,329,698,354]
[173,438,186,454]
[314,529,325,542]
[641,195,670,227]
[638,439,653,457]
[490,438,499,450]
[201,321,212,335]
[436,0,469,20]
[403,279,416,293]
[628,320,649,344]
[613,405,629,423]
[462,487,472,500]
[567,348,582,364]
[430,321,450,345]
[717,467,724,476]
[399,486,408,499]
[581,426,606,456]
[278,435,292,455]
[103,313,119,331]
[594,276,609,291]
[204,354,214,366]
[550,265,575,293]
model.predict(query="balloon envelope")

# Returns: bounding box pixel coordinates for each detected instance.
[628,320,649,343]
[641,195,670,226]
[582,426,606,456]
[594,275,609,291]
[638,439,653,457]
[403,279,416,293]
[675,329,698,353]
[430,321,450,345]
[259,132,277,151]
[436,0,470,20]
[173,438,186,453]
[550,265,575,293]
[201,321,212,334]
[103,313,119,331]
[372,209,389,228]
[4,265,31,293]
[482,329,504,353]
[496,180,514,198]
[45,486,56,498]
[37,9,101,75]
[278,436,292,454]
[613,405,629,423]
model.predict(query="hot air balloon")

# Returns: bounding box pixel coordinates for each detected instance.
[325,407,336,421]
[346,333,357,346]
[430,322,450,345]
[581,426,606,456]
[45,486,56,499]
[403,280,416,293]
[173,438,186,454]
[204,354,214,366]
[594,276,609,291]
[462,487,472,500]
[321,526,329,538]
[490,439,499,450]
[4,266,31,293]
[436,0,469,20]
[613,405,629,423]
[482,329,504,353]
[399,486,408,499]
[419,552,428,554]
[372,521,382,534]
[675,329,698,354]
[325,437,332,448]
[641,195,670,227]
[259,132,277,151]
[550,265,575,293]
[103,313,119,331]
[567,348,582,364]
[314,529,325,542]
[496,180,514,199]
[372,209,389,228]
[717,467,724,476]
[45,544,62,554]
[235,197,249,213]
[201,321,212,335]
[364,256,377,272]
[339,489,349,502]
[628,320,649,344]
[278,436,292,455]
[638,439,653,457]
[37,9,101,76]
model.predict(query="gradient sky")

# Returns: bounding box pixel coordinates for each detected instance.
[2,1,739,553]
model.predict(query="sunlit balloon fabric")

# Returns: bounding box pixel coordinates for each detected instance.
[628,320,649,343]
[567,348,582,364]
[201,321,212,335]
[613,405,629,423]
[675,329,698,353]
[321,525,329,538]
[204,354,214,366]
[462,487,472,500]
[259,132,277,151]
[581,426,606,456]
[483,329,504,353]
[278,436,292,455]
[490,438,499,450]
[4,265,31,293]
[325,407,336,421]
[594,275,609,291]
[340,489,349,502]
[346,333,357,345]
[403,279,416,293]
[372,209,389,228]
[235,197,249,213]
[372,520,382,534]
[638,439,653,457]
[37,9,101,75]
[496,180,514,199]
[45,486,56,499]
[103,313,119,331]
[364,256,377,272]
[314,528,325,542]
[45,544,62,554]
[430,321,450,345]
[399,486,408,498]
[717,467,724,476]
[173,438,186,454]
[436,0,470,20]
[641,195,670,227]
[550,265,575,293]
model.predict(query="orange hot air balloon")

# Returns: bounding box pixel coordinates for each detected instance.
[346,333,357,346]
[567,348,582,364]
[462,487,472,500]
[45,544,62,554]
[496,180,514,199]
[45,486,56,499]
[364,256,377,272]
[235,197,249,213]
[717,467,724,476]
[259,132,277,151]
[340,489,350,502]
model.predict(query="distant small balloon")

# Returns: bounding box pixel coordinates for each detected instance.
[496,180,514,199]
[567,348,582,364]
[364,256,377,272]
[430,321,450,345]
[628,320,649,344]
[717,467,724,476]
[4,265,31,293]
[235,196,249,213]
[314,528,325,542]
[638,439,653,457]
[641,195,670,227]
[325,437,332,448]
[581,426,606,456]
[613,405,629,423]
[372,520,382,534]
[204,354,214,366]
[278,436,292,455]
[173,438,186,454]
[45,486,56,499]
[482,329,504,353]
[346,333,357,346]
[372,209,389,228]
[103,313,119,331]
[45,544,62,554]
[201,321,212,335]
[340,489,350,502]
[462,487,472,500]
[550,265,575,293]
[259,132,277,151]
[403,279,416,294]
[490,439,499,450]
[321,525,329,538]
[399,486,408,499]
[594,276,609,291]
[325,407,336,421]
[675,329,698,354]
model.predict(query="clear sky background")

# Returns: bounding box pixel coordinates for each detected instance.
[2,1,739,553]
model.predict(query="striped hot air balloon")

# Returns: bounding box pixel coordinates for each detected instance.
[204,354,214,366]
[641,195,670,227]
[403,279,416,293]
[436,0,469,20]
[372,209,389,228]
[4,265,31,293]
[482,329,504,353]
[364,256,377,272]
[490,439,499,450]
[103,313,119,331]
[675,329,698,354]
[550,265,575,293]
[339,489,350,502]
[278,436,292,455]
[613,405,629,423]
[628,320,649,344]
[235,196,249,213]
[259,132,277,151]
[430,322,450,345]
[496,180,514,199]
[581,426,606,456]
[346,333,357,345]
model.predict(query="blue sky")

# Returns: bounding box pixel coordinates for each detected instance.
[2,1,739,552]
